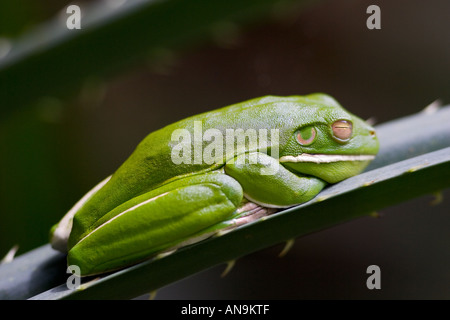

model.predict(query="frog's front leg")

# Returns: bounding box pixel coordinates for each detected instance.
[67,172,246,276]
[224,152,327,208]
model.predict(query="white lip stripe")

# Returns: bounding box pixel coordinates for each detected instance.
[279,154,375,164]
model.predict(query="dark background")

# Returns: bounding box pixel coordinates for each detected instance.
[0,0,449,299]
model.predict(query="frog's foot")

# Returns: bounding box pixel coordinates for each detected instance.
[232,200,278,227]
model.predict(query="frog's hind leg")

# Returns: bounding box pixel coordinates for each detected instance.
[67,173,244,276]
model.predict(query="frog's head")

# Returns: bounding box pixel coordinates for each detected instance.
[278,94,379,183]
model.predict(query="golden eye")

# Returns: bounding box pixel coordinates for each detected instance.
[332,120,352,141]
[296,127,316,146]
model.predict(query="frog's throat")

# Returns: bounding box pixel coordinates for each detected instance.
[279,154,375,164]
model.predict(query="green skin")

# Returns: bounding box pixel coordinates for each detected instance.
[50,94,379,276]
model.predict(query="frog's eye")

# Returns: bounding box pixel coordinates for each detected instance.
[332,120,352,141]
[296,126,316,146]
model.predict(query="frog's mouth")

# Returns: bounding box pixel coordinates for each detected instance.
[279,153,376,183]
[279,154,376,164]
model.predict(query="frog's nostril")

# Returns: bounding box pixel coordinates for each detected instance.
[369,130,376,136]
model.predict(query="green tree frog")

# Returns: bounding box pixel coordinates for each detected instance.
[50,94,379,276]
